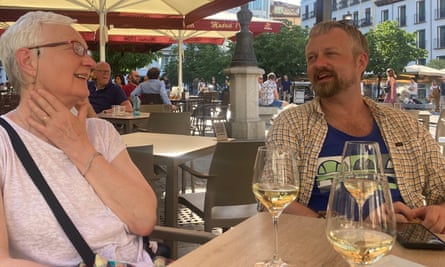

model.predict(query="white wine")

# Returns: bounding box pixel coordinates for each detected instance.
[328,229,394,265]
[252,183,299,216]
[343,179,378,206]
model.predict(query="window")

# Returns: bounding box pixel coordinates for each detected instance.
[417,29,426,49]
[398,5,406,26]
[381,9,389,22]
[439,26,445,49]
[362,8,372,26]
[353,11,359,26]
[439,0,445,19]
[416,0,426,23]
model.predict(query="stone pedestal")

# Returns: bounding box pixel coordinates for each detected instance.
[225,66,265,139]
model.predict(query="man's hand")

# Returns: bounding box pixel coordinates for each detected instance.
[412,205,445,234]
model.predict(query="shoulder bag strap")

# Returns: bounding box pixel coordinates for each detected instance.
[0,117,95,266]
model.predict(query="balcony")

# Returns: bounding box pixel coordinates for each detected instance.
[360,17,373,27]
[350,0,360,5]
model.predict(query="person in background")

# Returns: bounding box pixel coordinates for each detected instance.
[441,76,445,113]
[131,67,176,110]
[161,74,171,96]
[408,78,418,100]
[281,74,292,101]
[209,76,219,92]
[88,62,132,113]
[259,72,288,109]
[122,70,140,98]
[198,78,208,94]
[384,68,397,104]
[429,79,441,113]
[114,73,125,88]
[0,11,157,266]
[257,76,264,92]
[267,20,445,234]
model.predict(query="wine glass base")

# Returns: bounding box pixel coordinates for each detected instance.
[255,258,293,267]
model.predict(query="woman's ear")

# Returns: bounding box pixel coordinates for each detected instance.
[15,48,38,78]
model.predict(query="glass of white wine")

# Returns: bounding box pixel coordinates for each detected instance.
[326,141,397,266]
[252,146,300,267]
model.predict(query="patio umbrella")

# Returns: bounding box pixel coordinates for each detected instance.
[403,64,445,77]
[73,11,283,88]
[0,0,251,61]
[1,10,283,89]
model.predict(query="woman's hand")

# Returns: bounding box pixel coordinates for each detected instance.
[26,89,93,154]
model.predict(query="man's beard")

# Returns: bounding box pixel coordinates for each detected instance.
[312,70,356,98]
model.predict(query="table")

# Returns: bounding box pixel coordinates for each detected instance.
[122,132,217,256]
[170,212,445,266]
[97,112,150,133]
[122,132,217,227]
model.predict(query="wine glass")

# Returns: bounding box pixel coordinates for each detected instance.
[340,141,385,225]
[326,141,397,266]
[252,146,300,267]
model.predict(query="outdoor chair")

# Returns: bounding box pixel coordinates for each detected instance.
[191,103,229,136]
[140,112,191,135]
[198,91,219,103]
[140,104,172,113]
[142,93,163,104]
[178,140,265,232]
[135,112,196,193]
[0,94,20,115]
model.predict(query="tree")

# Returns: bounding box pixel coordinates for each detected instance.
[164,43,233,88]
[91,48,160,76]
[366,21,427,75]
[253,23,308,79]
[427,59,445,70]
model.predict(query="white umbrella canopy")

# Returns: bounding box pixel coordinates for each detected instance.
[0,0,251,61]
[403,64,445,77]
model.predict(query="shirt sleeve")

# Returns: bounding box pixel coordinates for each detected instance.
[160,82,172,105]
[130,85,141,97]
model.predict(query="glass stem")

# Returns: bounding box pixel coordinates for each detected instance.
[272,215,280,262]
[358,203,364,227]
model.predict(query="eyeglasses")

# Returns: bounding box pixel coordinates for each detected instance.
[27,40,88,57]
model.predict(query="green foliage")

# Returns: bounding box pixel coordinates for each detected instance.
[253,25,308,79]
[366,21,427,75]
[91,49,160,76]
[164,43,233,87]
[427,59,445,70]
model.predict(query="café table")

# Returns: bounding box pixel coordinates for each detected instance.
[122,132,218,257]
[97,111,150,134]
[122,132,217,226]
[170,212,445,267]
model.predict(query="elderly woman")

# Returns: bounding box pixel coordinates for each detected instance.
[0,11,157,266]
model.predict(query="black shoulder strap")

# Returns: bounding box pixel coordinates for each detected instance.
[0,117,95,266]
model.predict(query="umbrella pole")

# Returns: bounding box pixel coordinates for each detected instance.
[99,9,106,62]
[178,30,184,92]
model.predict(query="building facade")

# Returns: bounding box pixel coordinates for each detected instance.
[271,1,301,25]
[300,0,445,64]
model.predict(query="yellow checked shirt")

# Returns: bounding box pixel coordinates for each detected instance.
[266,96,445,208]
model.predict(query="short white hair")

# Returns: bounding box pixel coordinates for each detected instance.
[0,11,76,91]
